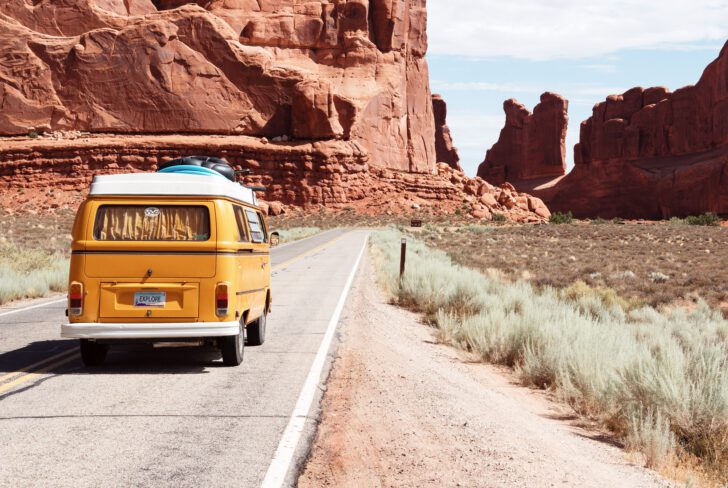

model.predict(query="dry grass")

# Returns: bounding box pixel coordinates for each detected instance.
[371,228,728,484]
[0,210,75,254]
[416,222,728,315]
[275,227,321,244]
[0,242,68,305]
[0,212,73,305]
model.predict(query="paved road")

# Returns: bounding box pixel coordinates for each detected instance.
[0,229,368,488]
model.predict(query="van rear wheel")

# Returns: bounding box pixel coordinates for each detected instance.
[220,326,244,366]
[246,310,267,346]
[80,340,108,367]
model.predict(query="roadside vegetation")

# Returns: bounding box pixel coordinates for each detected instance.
[0,242,68,305]
[275,227,321,244]
[549,211,574,224]
[372,229,728,484]
[670,213,721,227]
[417,222,728,315]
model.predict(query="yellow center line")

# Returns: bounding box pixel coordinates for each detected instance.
[272,233,348,273]
[0,347,78,385]
[0,353,80,396]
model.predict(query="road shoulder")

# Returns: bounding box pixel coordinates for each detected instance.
[298,253,673,488]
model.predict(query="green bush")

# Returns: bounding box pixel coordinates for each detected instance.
[371,229,728,479]
[492,213,507,223]
[27,131,39,139]
[671,213,721,226]
[549,211,573,224]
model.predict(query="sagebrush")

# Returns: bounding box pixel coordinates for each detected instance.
[0,243,68,305]
[371,229,728,480]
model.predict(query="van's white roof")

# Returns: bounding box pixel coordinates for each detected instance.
[89,173,258,206]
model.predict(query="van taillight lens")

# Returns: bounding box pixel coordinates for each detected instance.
[216,283,229,317]
[69,282,83,316]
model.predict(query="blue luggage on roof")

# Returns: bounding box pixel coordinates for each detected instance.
[157,156,236,182]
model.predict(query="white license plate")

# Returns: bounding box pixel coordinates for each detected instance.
[134,292,166,308]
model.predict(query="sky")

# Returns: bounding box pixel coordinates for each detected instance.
[426,0,728,176]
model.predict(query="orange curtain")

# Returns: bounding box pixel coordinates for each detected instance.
[94,206,210,241]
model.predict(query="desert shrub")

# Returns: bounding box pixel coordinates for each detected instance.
[27,131,39,139]
[462,224,491,234]
[685,214,718,226]
[371,229,728,479]
[561,280,633,316]
[590,217,608,225]
[275,227,321,244]
[672,213,721,227]
[648,271,670,284]
[549,211,573,224]
[625,409,676,469]
[492,213,507,223]
[0,243,68,305]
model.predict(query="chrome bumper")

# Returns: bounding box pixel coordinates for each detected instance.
[61,321,240,339]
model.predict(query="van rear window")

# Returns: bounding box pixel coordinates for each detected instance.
[93,205,210,241]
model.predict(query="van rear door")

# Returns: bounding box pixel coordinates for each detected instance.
[81,202,216,320]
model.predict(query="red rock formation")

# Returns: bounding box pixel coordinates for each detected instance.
[0,135,549,223]
[0,0,551,223]
[544,43,728,219]
[432,94,462,171]
[0,0,435,173]
[477,92,568,186]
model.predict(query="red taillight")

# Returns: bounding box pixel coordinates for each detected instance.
[216,283,229,317]
[69,282,83,317]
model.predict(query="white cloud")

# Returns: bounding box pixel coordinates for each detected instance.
[432,81,627,97]
[431,81,539,93]
[583,64,617,74]
[428,0,728,60]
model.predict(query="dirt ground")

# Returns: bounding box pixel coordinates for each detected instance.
[298,254,673,488]
[416,222,728,314]
[0,210,75,254]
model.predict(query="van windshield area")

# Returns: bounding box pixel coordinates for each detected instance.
[93,205,210,241]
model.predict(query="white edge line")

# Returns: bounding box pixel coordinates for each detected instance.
[0,298,67,319]
[260,232,369,488]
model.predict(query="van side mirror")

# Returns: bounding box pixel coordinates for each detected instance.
[270,232,280,247]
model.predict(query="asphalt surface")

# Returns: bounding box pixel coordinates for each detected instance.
[0,228,368,488]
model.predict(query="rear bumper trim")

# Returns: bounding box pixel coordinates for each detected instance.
[61,321,240,339]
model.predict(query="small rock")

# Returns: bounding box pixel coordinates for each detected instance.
[268,201,284,216]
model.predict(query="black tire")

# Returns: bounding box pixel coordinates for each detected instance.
[220,326,244,366]
[80,339,108,367]
[246,310,267,346]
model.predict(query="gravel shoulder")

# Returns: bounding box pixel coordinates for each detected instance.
[298,252,674,488]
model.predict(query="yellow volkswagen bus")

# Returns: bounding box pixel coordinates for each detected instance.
[62,157,271,367]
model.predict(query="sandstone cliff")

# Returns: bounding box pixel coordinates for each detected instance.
[0,0,435,173]
[477,44,728,219]
[0,1,552,223]
[546,43,728,219]
[0,135,549,223]
[432,94,461,171]
[477,93,568,186]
